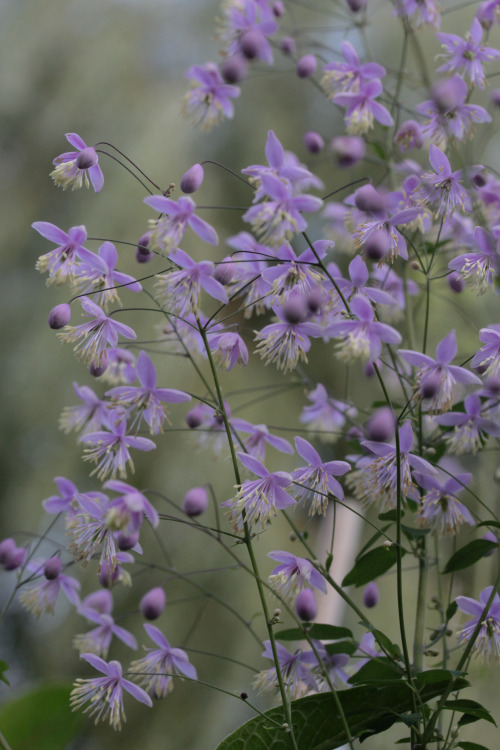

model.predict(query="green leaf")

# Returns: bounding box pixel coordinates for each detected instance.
[275,624,353,642]
[457,742,492,750]
[365,628,403,660]
[443,539,498,574]
[446,601,458,621]
[378,510,399,522]
[476,520,500,530]
[342,546,405,587]
[357,525,392,559]
[324,641,357,656]
[443,699,496,726]
[401,524,430,540]
[215,674,469,750]
[0,660,9,686]
[370,142,387,161]
[348,658,404,685]
[0,683,84,750]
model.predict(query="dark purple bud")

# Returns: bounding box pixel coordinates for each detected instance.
[180,163,204,194]
[477,3,494,29]
[240,29,263,60]
[44,557,62,580]
[214,257,235,285]
[116,530,140,551]
[331,136,365,167]
[185,405,205,429]
[354,185,385,215]
[364,229,389,261]
[240,691,248,700]
[485,377,500,395]
[421,372,442,400]
[48,303,71,329]
[84,590,112,613]
[273,0,285,16]
[491,89,500,107]
[136,232,154,264]
[447,271,464,293]
[221,55,248,84]
[363,581,379,608]
[306,288,323,314]
[76,147,98,170]
[183,487,209,517]
[366,407,395,441]
[280,36,296,56]
[283,294,308,324]
[99,561,119,588]
[0,539,17,566]
[303,131,324,154]
[140,587,166,620]
[431,77,463,113]
[295,589,317,621]
[364,360,376,378]
[296,55,317,78]
[89,355,108,378]
[346,0,367,10]
[482,531,498,556]
[3,547,27,571]
[346,425,363,440]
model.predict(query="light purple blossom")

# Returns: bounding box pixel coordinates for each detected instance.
[416,145,472,218]
[208,331,249,370]
[436,18,500,89]
[434,393,500,454]
[129,624,197,698]
[19,557,81,617]
[59,382,110,435]
[230,420,293,461]
[415,470,475,536]
[322,41,386,97]
[183,62,240,131]
[218,0,278,65]
[290,436,350,515]
[73,241,142,309]
[326,295,402,363]
[80,417,156,480]
[449,225,500,294]
[456,586,500,660]
[154,249,228,315]
[333,80,394,135]
[254,303,323,372]
[267,550,327,601]
[70,653,152,729]
[354,206,421,262]
[393,0,440,28]
[144,194,218,255]
[33,222,105,286]
[253,640,318,699]
[42,476,79,519]
[300,383,355,442]
[74,590,138,657]
[50,133,104,192]
[471,324,500,377]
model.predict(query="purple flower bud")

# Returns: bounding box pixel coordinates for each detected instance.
[354,184,386,215]
[136,232,154,264]
[394,120,423,152]
[221,56,248,84]
[364,360,376,378]
[331,136,365,167]
[76,146,98,170]
[346,425,363,440]
[214,257,235,285]
[280,36,296,56]
[283,294,308,324]
[185,405,205,429]
[482,531,498,556]
[183,487,209,517]
[48,303,71,330]
[44,557,62,580]
[486,377,500,395]
[306,288,323,314]
[303,131,324,154]
[363,581,379,608]
[364,229,389,261]
[421,372,442,400]
[3,547,27,571]
[99,561,119,588]
[431,77,463,113]
[116,530,140,551]
[346,0,367,10]
[491,89,500,107]
[296,55,317,78]
[273,0,285,16]
[366,407,395,441]
[180,164,204,194]
[0,539,17,565]
[295,589,317,621]
[240,30,263,60]
[89,356,108,378]
[447,271,464,293]
[140,587,166,620]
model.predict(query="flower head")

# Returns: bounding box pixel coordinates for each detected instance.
[456,586,500,660]
[129,624,197,698]
[51,133,104,192]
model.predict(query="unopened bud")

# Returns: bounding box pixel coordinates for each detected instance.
[0,539,16,566]
[136,232,154,263]
[421,372,441,400]
[283,294,308,324]
[240,691,248,700]
[366,407,395,441]
[280,36,296,56]
[116,530,140,551]
[431,76,463,113]
[273,1,285,16]
[185,405,204,429]
[363,581,379,608]
[180,164,204,194]
[214,257,235,285]
[303,131,324,154]
[3,547,27,571]
[89,356,108,377]
[331,136,365,167]
[140,587,166,620]
[364,229,389,261]
[48,303,71,329]
[295,589,317,621]
[44,557,62,580]
[221,56,248,84]
[183,486,209,517]
[447,271,464,293]
[240,29,263,60]
[296,55,317,78]
[354,185,385,215]
[76,147,98,170]
[346,0,367,10]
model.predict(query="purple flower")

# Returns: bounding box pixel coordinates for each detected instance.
[154,249,227,315]
[399,330,481,412]
[254,303,323,372]
[106,351,191,434]
[33,221,106,286]
[59,382,110,435]
[326,295,402,363]
[80,417,156,480]
[73,241,142,309]
[333,255,396,306]
[70,653,152,729]
[267,550,327,601]
[471,324,500,377]
[322,41,386,97]
[415,470,475,536]
[129,624,197,698]
[221,452,294,531]
[416,145,472,218]
[354,206,421,262]
[100,348,137,385]
[50,133,104,192]
[58,297,137,368]
[300,383,355,442]
[395,120,424,152]
[19,557,80,617]
[436,18,500,89]
[456,586,500,660]
[449,225,500,294]
[68,491,121,571]
[253,640,318,699]
[290,436,350,515]
[393,0,440,28]
[144,194,218,256]
[208,331,249,371]
[74,590,138,657]
[104,479,160,531]
[183,62,240,131]
[333,80,394,135]
[434,393,500,454]
[218,0,278,64]
[42,476,79,519]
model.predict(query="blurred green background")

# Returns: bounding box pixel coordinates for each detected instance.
[1,0,500,748]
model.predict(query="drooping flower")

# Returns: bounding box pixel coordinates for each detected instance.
[72,241,142,309]
[253,640,318,699]
[19,557,80,617]
[290,436,350,515]
[144,194,218,256]
[416,145,472,218]
[333,80,394,135]
[42,476,80,520]
[154,249,228,315]
[59,382,111,435]
[267,550,327,601]
[322,41,386,97]
[456,586,500,660]
[50,133,104,192]
[128,624,197,698]
[33,222,105,286]
[448,225,500,295]
[434,393,500,454]
[70,653,152,729]
[436,17,500,89]
[183,62,240,131]
[80,417,156,480]
[299,384,355,442]
[254,303,322,372]
[230,420,293,462]
[471,324,500,377]
[393,0,441,28]
[415,470,475,536]
[74,590,138,658]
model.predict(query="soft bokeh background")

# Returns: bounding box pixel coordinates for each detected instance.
[1,0,500,748]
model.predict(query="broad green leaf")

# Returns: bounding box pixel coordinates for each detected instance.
[324,641,357,656]
[443,539,498,574]
[342,545,405,587]
[457,742,492,750]
[275,625,353,642]
[0,660,9,686]
[378,510,399,522]
[401,524,430,540]
[443,699,496,726]
[446,601,458,621]
[348,657,404,685]
[357,525,392,559]
[413,669,464,686]
[365,628,403,660]
[0,683,84,750]
[215,674,469,750]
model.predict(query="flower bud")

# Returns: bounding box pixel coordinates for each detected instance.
[76,147,98,170]
[280,36,296,56]
[185,405,205,429]
[431,77,463,113]
[116,530,140,551]
[214,257,235,285]
[3,547,27,571]
[140,587,166,620]
[89,356,108,377]
[364,360,376,378]
[354,184,385,215]
[306,288,323,314]
[346,0,367,10]
[180,163,204,194]
[331,136,365,167]
[363,581,379,608]
[366,407,395,441]
[99,561,119,588]
[295,589,317,621]
[44,557,62,580]
[240,29,264,60]
[221,56,248,84]
[0,539,16,566]
[183,486,209,517]
[48,303,71,329]
[273,0,285,16]
[283,293,308,324]
[303,131,324,154]
[136,232,154,263]
[296,55,317,78]
[364,229,389,261]
[394,120,423,152]
[491,88,500,107]
[421,372,442,400]
[447,271,464,293]
[346,426,363,440]
[84,590,112,613]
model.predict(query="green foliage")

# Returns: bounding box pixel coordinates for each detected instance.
[342,545,405,587]
[443,699,496,727]
[275,625,353,642]
[0,683,84,750]
[0,660,9,686]
[443,539,498,574]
